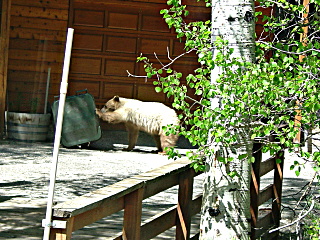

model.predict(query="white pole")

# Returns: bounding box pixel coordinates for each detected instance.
[44,67,51,114]
[42,28,74,240]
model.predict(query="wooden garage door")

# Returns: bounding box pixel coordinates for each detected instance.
[69,0,210,108]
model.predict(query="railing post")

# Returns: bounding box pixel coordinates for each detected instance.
[123,187,144,240]
[49,217,74,240]
[250,141,262,239]
[176,169,194,240]
[272,150,284,239]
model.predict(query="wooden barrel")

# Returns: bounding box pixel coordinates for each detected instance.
[6,112,51,142]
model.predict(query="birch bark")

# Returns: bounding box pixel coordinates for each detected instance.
[200,0,256,239]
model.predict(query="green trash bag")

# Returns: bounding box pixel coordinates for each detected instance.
[52,89,101,147]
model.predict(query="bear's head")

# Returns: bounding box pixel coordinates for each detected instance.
[101,96,121,113]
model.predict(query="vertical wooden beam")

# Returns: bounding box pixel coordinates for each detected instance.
[0,0,11,138]
[271,150,284,239]
[301,0,312,154]
[299,0,310,56]
[294,0,310,145]
[122,188,144,240]
[250,141,262,240]
[49,217,74,240]
[176,169,194,240]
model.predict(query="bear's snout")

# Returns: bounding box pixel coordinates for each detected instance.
[100,107,107,113]
[100,106,115,113]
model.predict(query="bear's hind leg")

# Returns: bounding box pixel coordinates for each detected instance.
[125,123,139,151]
[159,133,179,154]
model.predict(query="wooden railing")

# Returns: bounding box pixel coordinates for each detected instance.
[49,147,284,240]
[49,158,203,240]
[250,142,284,239]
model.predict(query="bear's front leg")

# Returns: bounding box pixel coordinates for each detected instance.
[125,123,139,151]
[153,135,163,153]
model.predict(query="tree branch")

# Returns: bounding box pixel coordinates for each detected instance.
[294,172,318,211]
[269,195,319,233]
[126,47,196,80]
[126,70,147,79]
[257,41,320,55]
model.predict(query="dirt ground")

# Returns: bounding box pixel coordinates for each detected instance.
[0,130,319,239]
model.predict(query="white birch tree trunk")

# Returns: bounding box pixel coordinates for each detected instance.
[200,0,256,239]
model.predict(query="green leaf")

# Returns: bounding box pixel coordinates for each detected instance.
[218,157,227,164]
[155,87,162,93]
[228,171,237,178]
[238,154,247,160]
[195,89,203,95]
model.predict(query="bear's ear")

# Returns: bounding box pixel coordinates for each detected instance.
[114,96,120,102]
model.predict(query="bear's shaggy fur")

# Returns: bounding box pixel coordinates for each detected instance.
[96,96,179,153]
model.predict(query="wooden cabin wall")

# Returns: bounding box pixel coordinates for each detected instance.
[68,0,210,109]
[7,0,69,113]
[4,0,272,115]
[1,0,11,137]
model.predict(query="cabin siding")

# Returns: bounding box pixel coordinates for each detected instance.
[1,0,270,132]
[7,0,69,113]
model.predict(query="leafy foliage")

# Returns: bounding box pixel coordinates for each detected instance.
[131,1,320,237]
[132,0,320,236]
[305,216,320,239]
[136,0,320,175]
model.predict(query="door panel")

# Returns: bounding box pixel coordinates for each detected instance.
[70,0,210,108]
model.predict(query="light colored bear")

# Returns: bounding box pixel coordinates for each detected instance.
[96,96,179,153]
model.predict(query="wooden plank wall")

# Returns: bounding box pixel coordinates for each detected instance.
[0,0,11,137]
[69,0,210,108]
[7,0,69,113]
[255,2,274,60]
[3,0,271,116]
